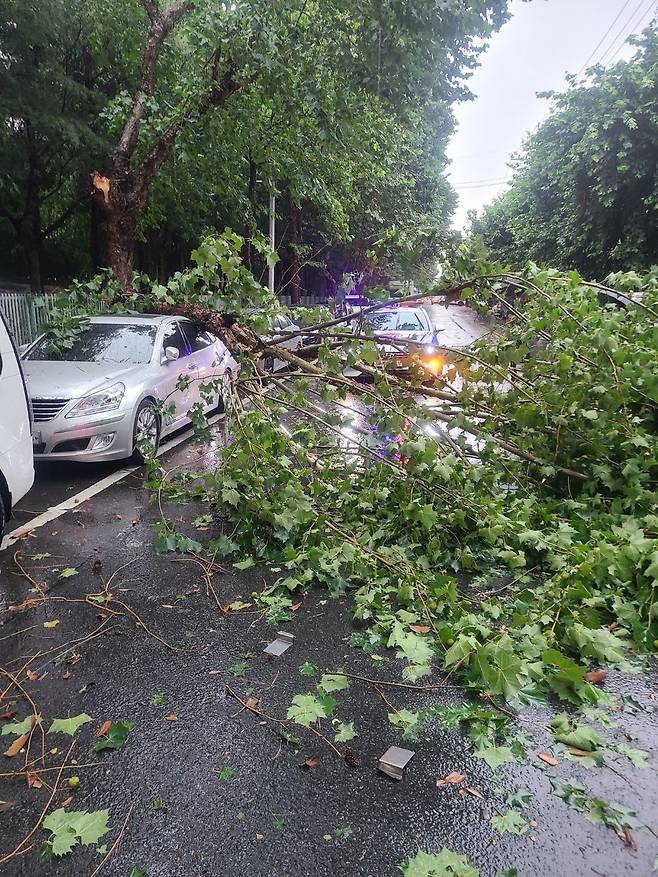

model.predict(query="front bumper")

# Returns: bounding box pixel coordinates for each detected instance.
[32,409,134,463]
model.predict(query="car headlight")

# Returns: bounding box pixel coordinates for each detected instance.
[66,382,125,418]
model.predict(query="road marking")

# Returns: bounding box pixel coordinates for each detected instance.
[0,415,224,551]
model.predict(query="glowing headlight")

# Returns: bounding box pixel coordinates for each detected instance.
[66,382,125,418]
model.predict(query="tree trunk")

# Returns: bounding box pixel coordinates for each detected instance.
[244,151,258,272]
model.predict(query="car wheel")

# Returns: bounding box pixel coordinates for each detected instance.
[132,400,161,461]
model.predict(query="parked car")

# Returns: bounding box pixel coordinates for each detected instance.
[247,311,303,372]
[21,314,237,463]
[0,313,34,538]
[361,306,444,372]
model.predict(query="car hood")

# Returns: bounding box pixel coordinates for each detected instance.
[23,360,144,400]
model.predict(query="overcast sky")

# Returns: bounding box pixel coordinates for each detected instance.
[447,0,657,229]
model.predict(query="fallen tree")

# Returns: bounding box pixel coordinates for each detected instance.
[48,233,658,709]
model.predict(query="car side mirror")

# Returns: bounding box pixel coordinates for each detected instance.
[162,346,180,363]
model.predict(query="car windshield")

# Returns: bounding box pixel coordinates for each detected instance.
[27,324,156,364]
[365,312,398,331]
[396,311,425,331]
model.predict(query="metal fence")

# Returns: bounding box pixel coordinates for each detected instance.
[0,290,61,347]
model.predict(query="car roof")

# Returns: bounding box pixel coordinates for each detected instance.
[86,314,182,327]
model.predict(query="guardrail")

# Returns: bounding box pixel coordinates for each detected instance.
[0,291,60,347]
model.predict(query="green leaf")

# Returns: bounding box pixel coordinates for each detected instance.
[1,716,34,736]
[42,808,110,857]
[399,848,479,877]
[48,713,93,736]
[129,868,147,877]
[286,693,327,726]
[473,745,516,770]
[475,638,524,699]
[504,788,532,809]
[490,810,528,835]
[233,558,256,570]
[299,661,318,677]
[334,721,357,742]
[59,567,78,579]
[318,673,349,692]
[334,825,353,838]
[612,743,648,768]
[229,661,249,678]
[550,713,604,751]
[388,709,423,742]
[92,720,133,753]
[217,765,235,781]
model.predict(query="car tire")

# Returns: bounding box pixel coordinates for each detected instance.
[132,400,161,461]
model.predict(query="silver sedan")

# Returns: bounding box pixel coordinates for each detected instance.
[21,314,237,463]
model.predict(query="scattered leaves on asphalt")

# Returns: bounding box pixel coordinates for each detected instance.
[43,620,60,629]
[149,694,165,706]
[96,720,112,738]
[229,661,249,678]
[217,765,235,781]
[459,787,484,800]
[164,714,177,721]
[299,661,318,677]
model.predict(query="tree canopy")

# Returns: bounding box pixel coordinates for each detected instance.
[0,0,510,293]
[471,28,658,279]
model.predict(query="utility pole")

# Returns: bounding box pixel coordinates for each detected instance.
[268,191,276,296]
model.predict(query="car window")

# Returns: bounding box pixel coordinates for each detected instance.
[396,311,425,331]
[162,322,190,358]
[183,322,215,352]
[365,312,398,332]
[273,315,288,331]
[27,323,157,364]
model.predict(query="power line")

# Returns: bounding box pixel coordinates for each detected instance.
[577,0,633,75]
[594,0,653,68]
[601,0,656,65]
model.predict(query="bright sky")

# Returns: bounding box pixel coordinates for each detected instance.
[447,0,657,229]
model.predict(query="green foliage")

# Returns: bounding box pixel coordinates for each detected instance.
[399,848,479,877]
[550,713,605,752]
[473,30,658,277]
[1,716,34,736]
[490,810,528,835]
[286,694,328,727]
[92,720,133,753]
[48,714,93,736]
[550,777,640,835]
[42,807,110,857]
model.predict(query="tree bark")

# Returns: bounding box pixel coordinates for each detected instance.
[91,0,241,293]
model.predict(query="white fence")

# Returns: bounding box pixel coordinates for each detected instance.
[0,291,61,347]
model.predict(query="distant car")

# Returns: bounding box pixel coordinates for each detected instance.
[248,312,303,372]
[362,307,444,371]
[21,314,237,463]
[0,313,34,538]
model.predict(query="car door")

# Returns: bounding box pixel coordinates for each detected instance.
[156,321,198,432]
[181,321,226,410]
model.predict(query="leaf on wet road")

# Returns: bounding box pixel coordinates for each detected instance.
[436,772,465,786]
[4,733,30,758]
[48,714,92,736]
[59,568,78,579]
[92,720,133,752]
[1,716,35,737]
[43,620,60,629]
[537,751,559,766]
[300,755,320,769]
[96,720,112,738]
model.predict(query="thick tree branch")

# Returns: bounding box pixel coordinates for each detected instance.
[112,0,193,180]
[43,192,90,239]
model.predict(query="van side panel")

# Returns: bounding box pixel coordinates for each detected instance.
[0,317,34,514]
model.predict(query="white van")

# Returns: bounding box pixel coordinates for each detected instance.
[0,314,34,539]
